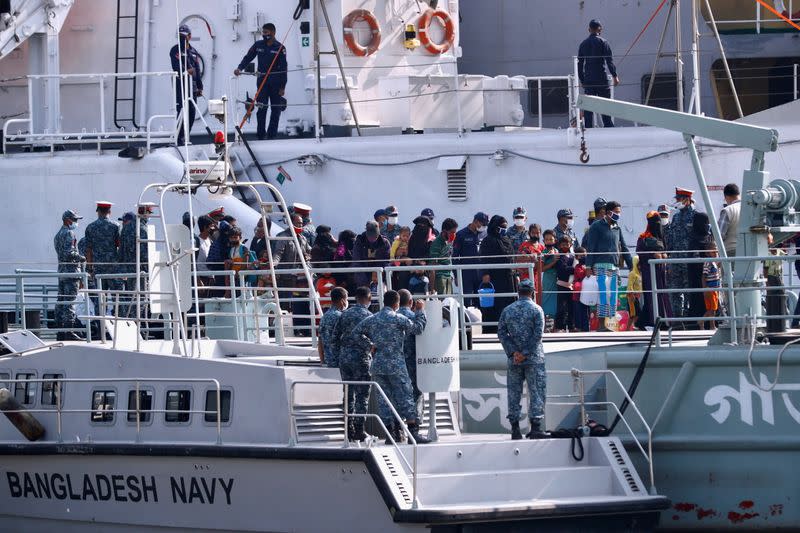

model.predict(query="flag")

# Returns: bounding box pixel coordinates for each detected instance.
[276,165,293,186]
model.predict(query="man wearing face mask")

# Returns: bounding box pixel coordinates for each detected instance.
[352,221,391,289]
[273,214,312,316]
[454,212,490,307]
[429,218,459,294]
[234,23,288,140]
[54,210,86,340]
[507,207,529,251]
[585,201,629,329]
[382,206,402,243]
[665,187,696,320]
[554,208,578,252]
[292,202,315,246]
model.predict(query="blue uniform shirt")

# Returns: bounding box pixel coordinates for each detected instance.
[333,303,373,365]
[237,38,288,89]
[319,306,343,368]
[54,226,83,273]
[497,298,545,364]
[353,307,426,375]
[577,33,617,86]
[170,42,203,94]
[85,216,120,274]
[453,226,481,264]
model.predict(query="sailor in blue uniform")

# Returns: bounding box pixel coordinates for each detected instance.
[170,24,204,145]
[235,23,287,140]
[352,290,429,444]
[318,287,348,368]
[54,209,85,340]
[577,19,619,128]
[497,279,547,440]
[453,212,490,307]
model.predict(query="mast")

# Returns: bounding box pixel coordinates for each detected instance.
[690,0,701,114]
[675,0,684,112]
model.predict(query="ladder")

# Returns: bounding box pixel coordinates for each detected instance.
[113,0,141,130]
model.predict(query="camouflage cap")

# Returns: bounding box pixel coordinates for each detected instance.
[62,209,83,220]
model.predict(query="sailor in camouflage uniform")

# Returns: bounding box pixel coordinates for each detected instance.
[318,287,348,368]
[332,286,374,441]
[665,188,696,320]
[397,289,423,409]
[53,210,85,340]
[497,278,547,440]
[507,206,529,252]
[84,201,121,315]
[117,205,154,317]
[353,290,429,444]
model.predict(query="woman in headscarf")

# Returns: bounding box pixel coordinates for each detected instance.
[479,215,516,333]
[688,211,713,321]
[636,211,672,328]
[332,229,356,289]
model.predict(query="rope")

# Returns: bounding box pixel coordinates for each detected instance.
[619,0,669,65]
[238,21,297,129]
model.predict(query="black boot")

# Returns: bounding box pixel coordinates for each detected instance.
[526,419,548,440]
[407,421,431,445]
[346,419,355,442]
[351,419,368,442]
[510,421,522,440]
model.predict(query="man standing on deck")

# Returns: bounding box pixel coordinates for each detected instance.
[454,212,490,307]
[554,209,578,252]
[507,207,529,252]
[397,289,424,413]
[577,19,619,128]
[666,187,697,321]
[54,210,85,341]
[333,286,374,442]
[118,204,154,317]
[170,24,203,145]
[318,287,348,368]
[234,23,287,140]
[498,279,547,440]
[353,290,429,444]
[85,201,121,318]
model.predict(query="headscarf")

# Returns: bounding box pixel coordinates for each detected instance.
[639,211,664,240]
[487,215,507,236]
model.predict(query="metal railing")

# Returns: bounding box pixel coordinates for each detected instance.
[289,379,420,508]
[2,71,177,151]
[548,368,656,494]
[1,377,223,444]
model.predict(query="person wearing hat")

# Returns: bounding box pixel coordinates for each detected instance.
[352,221,391,289]
[53,209,85,340]
[420,208,439,237]
[657,204,671,230]
[273,213,312,330]
[234,23,288,140]
[577,19,619,128]
[665,187,697,319]
[718,183,741,258]
[454,212,490,306]
[117,205,155,317]
[171,24,204,145]
[498,278,547,440]
[207,206,226,222]
[581,198,607,249]
[85,201,121,313]
[507,207,529,251]
[636,211,672,329]
[292,202,316,246]
[382,205,401,243]
[554,208,578,252]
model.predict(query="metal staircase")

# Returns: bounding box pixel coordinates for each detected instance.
[113,0,140,130]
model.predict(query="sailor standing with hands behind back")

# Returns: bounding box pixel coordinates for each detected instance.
[498,279,548,440]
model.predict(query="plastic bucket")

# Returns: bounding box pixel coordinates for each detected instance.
[478,283,495,308]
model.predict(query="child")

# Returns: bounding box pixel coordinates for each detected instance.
[314,269,337,308]
[572,246,590,332]
[702,244,721,331]
[390,226,412,265]
[518,223,544,282]
[224,227,257,297]
[540,229,559,330]
[554,236,575,332]
[626,256,643,331]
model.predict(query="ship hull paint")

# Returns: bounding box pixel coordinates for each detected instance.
[457,345,800,529]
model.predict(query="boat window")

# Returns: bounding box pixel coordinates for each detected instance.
[14,372,36,405]
[127,390,153,423]
[640,73,680,111]
[204,389,231,423]
[41,373,64,407]
[165,390,191,423]
[711,57,800,120]
[91,390,116,423]
[528,79,569,116]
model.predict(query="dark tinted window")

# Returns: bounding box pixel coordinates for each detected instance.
[127,390,153,423]
[204,390,231,423]
[165,390,191,423]
[91,390,116,422]
[41,373,63,406]
[14,373,36,405]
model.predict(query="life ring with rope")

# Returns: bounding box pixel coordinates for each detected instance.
[342,9,381,57]
[418,9,455,54]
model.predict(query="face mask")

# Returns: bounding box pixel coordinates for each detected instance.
[610,212,621,223]
[302,216,310,226]
[447,232,456,243]
[474,224,483,233]
[514,218,525,227]
[673,201,685,209]
[263,34,273,41]
[498,227,508,237]
[294,227,303,235]
[68,223,77,231]
[388,216,398,225]
[530,235,539,243]
[566,219,574,229]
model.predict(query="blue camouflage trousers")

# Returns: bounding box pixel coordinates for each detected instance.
[507,359,546,422]
[405,354,422,405]
[55,278,79,328]
[374,368,417,425]
[339,359,371,428]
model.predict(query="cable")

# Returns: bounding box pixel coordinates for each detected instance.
[619,0,669,65]
[746,314,794,392]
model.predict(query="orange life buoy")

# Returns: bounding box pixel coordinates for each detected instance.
[418,9,455,54]
[342,9,381,57]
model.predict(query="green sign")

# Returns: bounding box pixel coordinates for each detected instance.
[301,36,310,47]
